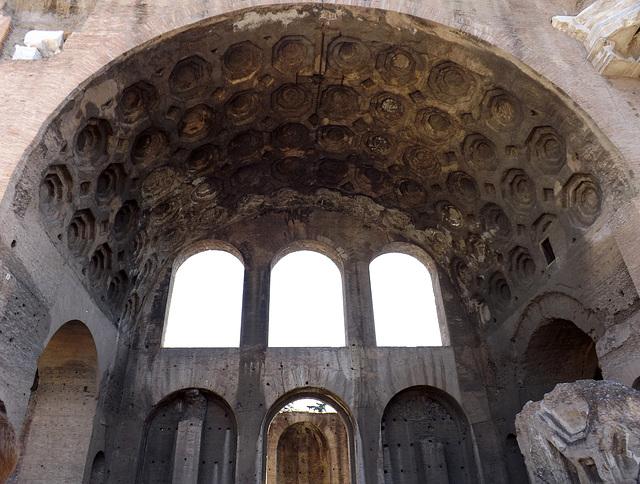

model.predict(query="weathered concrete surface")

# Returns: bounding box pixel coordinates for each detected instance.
[516,380,640,484]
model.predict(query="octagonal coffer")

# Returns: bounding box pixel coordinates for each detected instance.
[272,35,314,76]
[39,165,73,219]
[118,81,158,123]
[67,209,96,257]
[223,41,262,83]
[169,55,211,98]
[75,118,112,163]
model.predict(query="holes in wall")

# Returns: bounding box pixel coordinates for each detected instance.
[163,250,244,348]
[268,250,345,347]
[370,252,442,346]
[138,389,236,483]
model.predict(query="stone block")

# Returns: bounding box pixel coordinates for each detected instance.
[516,380,640,483]
[553,0,640,77]
[24,30,64,57]
[12,45,42,60]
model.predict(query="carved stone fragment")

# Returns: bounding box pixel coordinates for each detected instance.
[552,0,640,77]
[516,380,640,484]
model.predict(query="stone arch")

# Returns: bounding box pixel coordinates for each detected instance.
[519,318,600,405]
[511,292,602,357]
[88,451,106,484]
[381,385,480,483]
[271,239,346,272]
[137,387,237,484]
[18,320,99,483]
[11,4,631,339]
[263,387,356,483]
[0,4,637,483]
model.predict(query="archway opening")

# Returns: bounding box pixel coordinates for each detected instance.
[521,318,600,404]
[163,249,244,348]
[266,396,351,484]
[19,321,99,483]
[269,250,345,347]
[370,252,442,346]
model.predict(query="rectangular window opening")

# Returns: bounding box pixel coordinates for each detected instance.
[541,237,555,265]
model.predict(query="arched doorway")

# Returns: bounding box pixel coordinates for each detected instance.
[265,393,354,484]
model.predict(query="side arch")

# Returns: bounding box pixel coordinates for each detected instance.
[511,292,603,357]
[18,320,99,483]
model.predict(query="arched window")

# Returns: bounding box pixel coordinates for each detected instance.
[163,250,244,348]
[369,252,442,347]
[269,250,345,347]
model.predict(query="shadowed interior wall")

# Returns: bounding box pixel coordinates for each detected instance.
[18,321,98,483]
[138,388,236,484]
[382,386,478,484]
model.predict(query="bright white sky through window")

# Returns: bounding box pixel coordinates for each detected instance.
[163,250,441,348]
[268,250,345,347]
[163,250,244,347]
[370,253,442,347]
